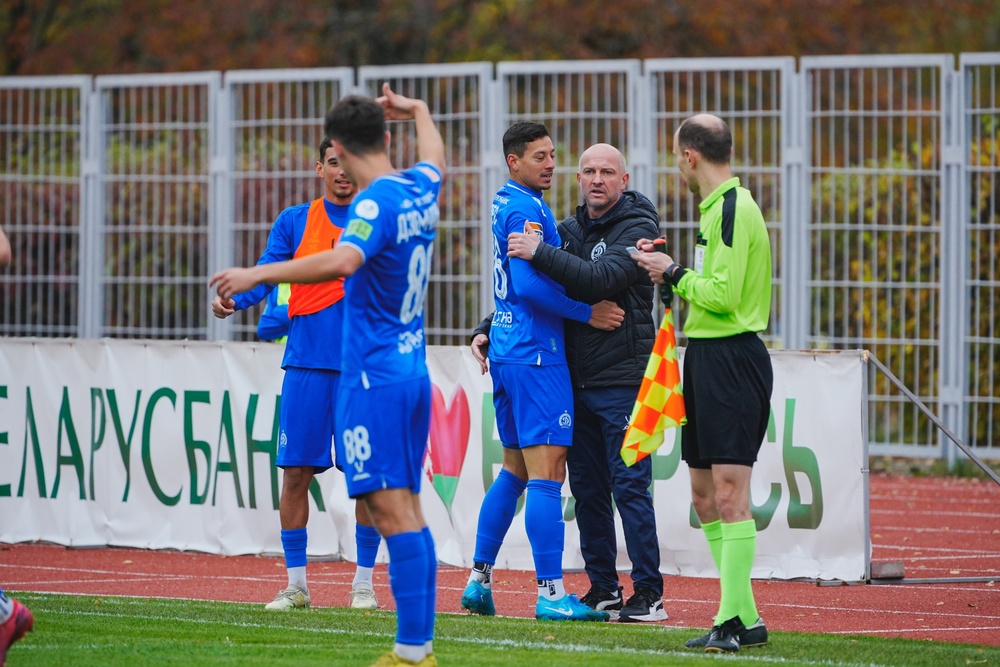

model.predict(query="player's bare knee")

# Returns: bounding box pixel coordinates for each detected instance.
[715,491,751,523]
[689,498,711,521]
[280,467,314,494]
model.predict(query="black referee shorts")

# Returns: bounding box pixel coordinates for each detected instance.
[681,332,773,469]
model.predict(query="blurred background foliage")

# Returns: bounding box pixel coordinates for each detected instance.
[2,0,999,76]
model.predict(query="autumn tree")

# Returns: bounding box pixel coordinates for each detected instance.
[3,0,999,76]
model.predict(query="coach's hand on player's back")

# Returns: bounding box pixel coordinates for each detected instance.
[470,332,489,375]
[506,230,541,260]
[588,300,625,331]
[210,296,236,319]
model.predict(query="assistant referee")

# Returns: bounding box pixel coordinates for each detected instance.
[634,113,773,654]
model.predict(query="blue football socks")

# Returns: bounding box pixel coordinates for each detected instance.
[473,468,527,564]
[386,531,431,651]
[280,527,308,569]
[280,527,308,589]
[525,478,565,581]
[355,523,381,569]
[422,526,437,648]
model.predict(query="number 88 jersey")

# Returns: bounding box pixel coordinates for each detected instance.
[337,162,442,388]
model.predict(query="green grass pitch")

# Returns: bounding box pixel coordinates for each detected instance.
[7,592,999,666]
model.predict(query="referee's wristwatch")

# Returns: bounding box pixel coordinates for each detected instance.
[662,262,683,286]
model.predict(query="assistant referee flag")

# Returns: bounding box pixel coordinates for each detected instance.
[621,309,686,466]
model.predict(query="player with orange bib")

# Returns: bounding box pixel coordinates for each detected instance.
[211,138,382,611]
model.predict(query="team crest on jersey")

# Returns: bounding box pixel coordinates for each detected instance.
[591,241,606,261]
[559,410,572,429]
[355,199,379,220]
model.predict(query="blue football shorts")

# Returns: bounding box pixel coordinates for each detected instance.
[277,366,338,472]
[491,361,574,448]
[334,375,432,498]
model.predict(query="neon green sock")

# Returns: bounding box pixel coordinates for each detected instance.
[717,519,759,626]
[701,519,725,624]
[701,519,723,572]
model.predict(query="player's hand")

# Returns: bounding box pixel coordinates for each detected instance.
[377,82,428,121]
[588,300,625,331]
[210,267,260,300]
[470,333,490,375]
[211,296,236,319]
[506,230,541,260]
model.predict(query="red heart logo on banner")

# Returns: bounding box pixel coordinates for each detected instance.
[426,384,470,512]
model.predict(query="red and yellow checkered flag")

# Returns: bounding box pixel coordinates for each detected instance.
[621,309,686,466]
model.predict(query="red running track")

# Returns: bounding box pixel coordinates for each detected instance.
[2,472,998,646]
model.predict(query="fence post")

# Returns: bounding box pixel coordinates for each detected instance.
[80,81,103,338]
[783,61,808,351]
[939,63,970,467]
[208,76,231,342]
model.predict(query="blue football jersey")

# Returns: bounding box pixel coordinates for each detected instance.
[488,180,591,366]
[337,162,442,388]
[233,199,348,371]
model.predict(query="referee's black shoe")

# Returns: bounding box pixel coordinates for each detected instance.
[685,616,768,650]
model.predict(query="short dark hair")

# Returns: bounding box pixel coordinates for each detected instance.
[324,95,386,156]
[319,137,333,160]
[502,120,549,160]
[677,117,732,164]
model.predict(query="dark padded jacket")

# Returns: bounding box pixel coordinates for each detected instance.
[476,191,659,389]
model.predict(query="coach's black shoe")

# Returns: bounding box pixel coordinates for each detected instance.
[579,585,622,620]
[619,585,668,622]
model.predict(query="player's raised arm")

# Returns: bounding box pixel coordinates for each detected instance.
[377,82,445,173]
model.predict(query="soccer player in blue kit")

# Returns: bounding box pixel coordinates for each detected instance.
[212,84,444,667]
[211,138,381,612]
[460,121,624,622]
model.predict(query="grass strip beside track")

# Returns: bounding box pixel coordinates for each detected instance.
[9,592,1000,667]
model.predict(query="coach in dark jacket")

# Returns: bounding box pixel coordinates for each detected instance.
[534,189,656,389]
[473,143,666,623]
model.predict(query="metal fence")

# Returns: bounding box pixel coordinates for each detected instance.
[1,54,998,459]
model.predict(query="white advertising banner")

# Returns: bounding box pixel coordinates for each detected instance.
[0,340,867,580]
